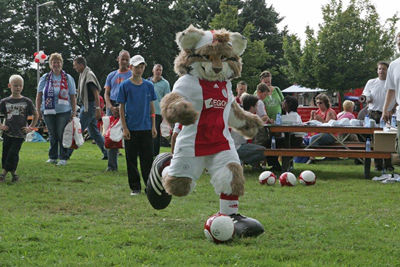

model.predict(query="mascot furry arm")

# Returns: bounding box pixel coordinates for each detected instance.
[161,25,263,138]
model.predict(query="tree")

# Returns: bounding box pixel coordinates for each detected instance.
[241,23,272,92]
[209,0,238,31]
[315,0,398,91]
[282,0,398,93]
[239,0,288,88]
[281,34,302,85]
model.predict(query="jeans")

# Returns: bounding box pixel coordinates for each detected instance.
[44,111,71,160]
[106,107,118,170]
[152,114,162,156]
[237,143,265,165]
[2,135,24,172]
[124,130,153,192]
[309,133,335,146]
[68,101,106,159]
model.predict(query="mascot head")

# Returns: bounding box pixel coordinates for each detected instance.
[174,25,247,81]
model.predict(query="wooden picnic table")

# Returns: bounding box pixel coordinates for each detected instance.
[264,124,392,179]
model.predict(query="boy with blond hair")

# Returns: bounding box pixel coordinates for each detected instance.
[0,75,38,182]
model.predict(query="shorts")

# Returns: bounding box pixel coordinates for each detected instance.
[168,149,240,180]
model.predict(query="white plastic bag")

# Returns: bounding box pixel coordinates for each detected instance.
[160,119,172,138]
[73,117,84,147]
[63,117,84,149]
[110,118,123,142]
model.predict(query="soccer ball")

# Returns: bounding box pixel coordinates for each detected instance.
[204,214,234,243]
[259,171,276,185]
[299,170,316,185]
[279,172,297,186]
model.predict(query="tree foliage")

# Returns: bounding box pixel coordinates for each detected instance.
[0,0,289,100]
[282,0,399,92]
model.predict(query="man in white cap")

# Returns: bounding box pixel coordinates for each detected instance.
[117,55,157,196]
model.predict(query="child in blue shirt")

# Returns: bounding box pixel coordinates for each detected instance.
[117,55,157,195]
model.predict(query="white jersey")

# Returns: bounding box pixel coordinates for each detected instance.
[385,57,400,117]
[362,78,388,112]
[173,74,235,157]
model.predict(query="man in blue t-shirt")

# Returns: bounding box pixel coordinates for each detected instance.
[117,55,157,196]
[103,50,132,171]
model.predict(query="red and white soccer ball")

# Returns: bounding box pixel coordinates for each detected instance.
[34,51,48,64]
[279,172,297,186]
[204,213,234,243]
[299,170,316,186]
[259,171,276,185]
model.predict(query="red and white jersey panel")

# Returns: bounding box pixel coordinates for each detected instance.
[173,75,235,157]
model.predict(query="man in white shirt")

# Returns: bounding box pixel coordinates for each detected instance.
[382,32,400,158]
[362,61,394,171]
[362,61,390,122]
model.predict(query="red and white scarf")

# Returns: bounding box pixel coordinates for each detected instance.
[44,70,69,114]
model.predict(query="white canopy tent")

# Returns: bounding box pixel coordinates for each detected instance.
[282,85,327,93]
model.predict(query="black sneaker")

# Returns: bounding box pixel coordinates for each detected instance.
[230,214,264,238]
[146,152,173,210]
[0,174,5,183]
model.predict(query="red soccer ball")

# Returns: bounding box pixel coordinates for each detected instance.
[204,213,234,243]
[299,170,316,186]
[279,172,297,186]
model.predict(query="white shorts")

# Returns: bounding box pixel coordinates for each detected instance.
[168,149,240,181]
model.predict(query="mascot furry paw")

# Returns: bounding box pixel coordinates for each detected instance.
[147,25,264,238]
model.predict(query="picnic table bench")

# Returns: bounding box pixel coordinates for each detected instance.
[264,125,393,179]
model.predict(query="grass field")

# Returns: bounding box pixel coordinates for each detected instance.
[1,141,400,266]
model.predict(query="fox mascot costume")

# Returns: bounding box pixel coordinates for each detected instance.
[146,25,264,238]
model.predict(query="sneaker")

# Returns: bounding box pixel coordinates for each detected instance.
[105,167,117,172]
[0,174,5,183]
[11,174,19,183]
[46,159,57,164]
[56,160,67,166]
[130,190,141,196]
[146,152,173,210]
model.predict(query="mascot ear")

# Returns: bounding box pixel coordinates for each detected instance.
[230,33,247,56]
[176,25,205,50]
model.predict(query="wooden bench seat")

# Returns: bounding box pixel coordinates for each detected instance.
[263,148,391,159]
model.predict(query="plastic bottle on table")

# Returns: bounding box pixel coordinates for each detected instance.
[275,113,281,125]
[364,115,370,128]
[380,118,386,128]
[391,115,397,128]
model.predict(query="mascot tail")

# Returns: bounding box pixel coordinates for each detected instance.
[147,152,173,210]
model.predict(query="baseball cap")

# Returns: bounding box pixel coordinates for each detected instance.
[130,55,146,66]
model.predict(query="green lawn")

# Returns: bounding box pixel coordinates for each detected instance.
[1,142,400,266]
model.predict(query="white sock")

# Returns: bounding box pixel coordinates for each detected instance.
[219,193,239,215]
[161,166,169,178]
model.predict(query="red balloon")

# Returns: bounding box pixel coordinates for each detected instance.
[34,52,38,57]
[34,58,40,63]
[41,54,47,59]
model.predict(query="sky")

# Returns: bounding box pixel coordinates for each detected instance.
[267,0,399,43]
